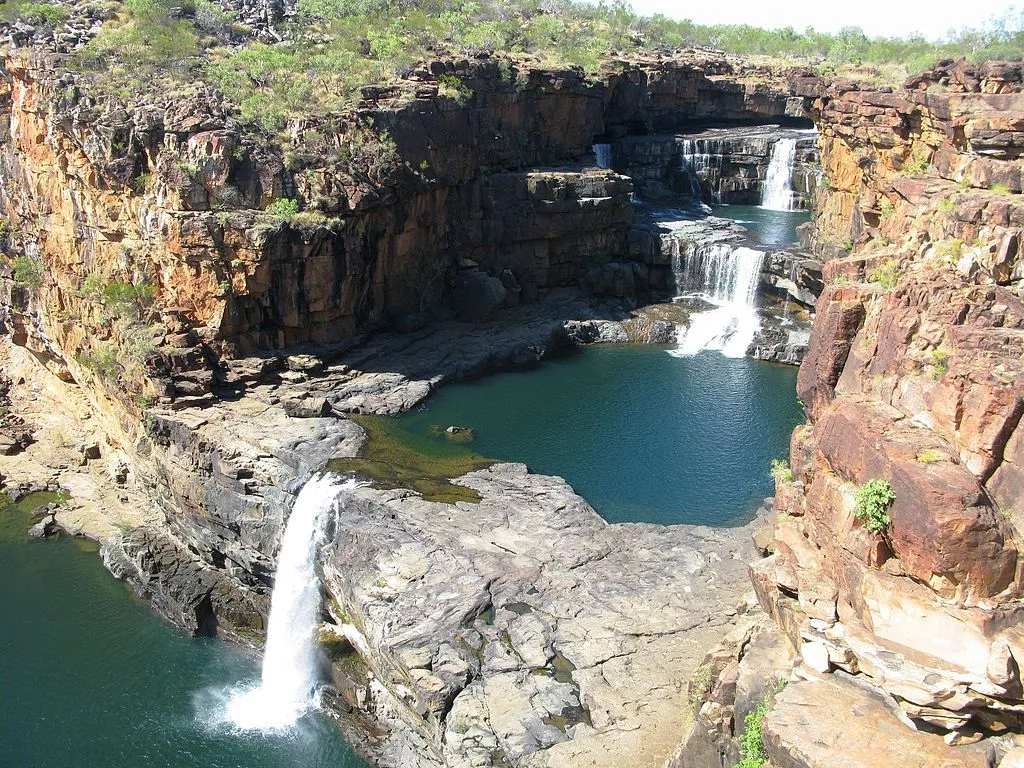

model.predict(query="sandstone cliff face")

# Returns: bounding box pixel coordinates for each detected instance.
[0,48,801,414]
[751,63,1024,750]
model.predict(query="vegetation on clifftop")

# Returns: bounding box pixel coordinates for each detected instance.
[12,0,1020,131]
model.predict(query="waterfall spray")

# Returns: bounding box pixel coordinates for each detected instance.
[593,143,612,169]
[225,474,361,731]
[671,245,765,358]
[761,138,797,211]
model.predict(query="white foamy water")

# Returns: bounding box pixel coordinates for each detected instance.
[671,245,765,358]
[761,138,797,211]
[223,474,361,732]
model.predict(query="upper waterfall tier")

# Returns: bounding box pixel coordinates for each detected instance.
[614,126,819,207]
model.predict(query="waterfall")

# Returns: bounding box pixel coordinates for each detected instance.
[680,139,711,199]
[593,143,612,169]
[671,245,765,358]
[761,138,797,211]
[225,474,359,731]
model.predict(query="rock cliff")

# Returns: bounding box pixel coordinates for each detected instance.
[735,61,1024,767]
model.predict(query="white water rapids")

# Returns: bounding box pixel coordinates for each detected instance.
[224,474,361,732]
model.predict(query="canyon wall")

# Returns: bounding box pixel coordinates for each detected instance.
[724,61,1024,767]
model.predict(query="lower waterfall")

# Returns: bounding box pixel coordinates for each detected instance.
[593,143,612,169]
[225,474,359,731]
[671,244,765,358]
[761,138,797,211]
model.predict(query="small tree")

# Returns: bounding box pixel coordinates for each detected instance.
[853,479,896,533]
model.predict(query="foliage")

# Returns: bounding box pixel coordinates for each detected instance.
[770,459,793,483]
[991,183,1012,196]
[879,198,895,219]
[75,0,202,99]
[78,344,121,381]
[916,449,945,463]
[934,238,964,263]
[0,1,69,25]
[928,348,949,379]
[266,198,300,222]
[936,197,955,213]
[868,260,900,290]
[901,156,932,175]
[735,696,770,768]
[11,256,42,290]
[689,663,713,710]
[438,74,473,103]
[853,479,896,533]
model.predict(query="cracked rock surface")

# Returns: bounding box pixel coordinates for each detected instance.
[324,463,755,768]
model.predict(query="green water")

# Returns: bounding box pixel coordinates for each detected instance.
[713,204,810,247]
[395,346,803,526]
[0,494,365,768]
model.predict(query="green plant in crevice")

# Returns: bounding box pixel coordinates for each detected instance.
[868,260,900,290]
[927,348,949,379]
[735,695,771,768]
[11,256,42,290]
[853,478,896,533]
[901,156,932,175]
[770,459,793,483]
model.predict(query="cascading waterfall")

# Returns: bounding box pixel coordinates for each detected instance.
[224,474,360,731]
[671,244,765,358]
[760,138,797,211]
[680,139,711,198]
[593,143,612,169]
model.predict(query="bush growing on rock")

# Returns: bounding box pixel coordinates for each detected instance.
[853,479,896,533]
[735,695,770,768]
[770,459,793,483]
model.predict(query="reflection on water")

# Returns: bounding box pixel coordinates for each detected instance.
[398,346,804,526]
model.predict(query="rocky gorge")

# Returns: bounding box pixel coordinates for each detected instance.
[1,4,1023,768]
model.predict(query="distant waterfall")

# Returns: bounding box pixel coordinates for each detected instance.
[761,138,797,211]
[593,143,612,169]
[671,244,765,358]
[680,139,711,198]
[226,474,360,731]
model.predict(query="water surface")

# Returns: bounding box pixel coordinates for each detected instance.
[396,346,803,526]
[0,493,364,768]
[712,204,810,247]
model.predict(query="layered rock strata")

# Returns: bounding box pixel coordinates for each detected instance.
[612,125,819,206]
[743,60,1024,764]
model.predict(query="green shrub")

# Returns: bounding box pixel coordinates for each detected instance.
[0,1,69,25]
[75,0,200,98]
[266,198,300,222]
[868,260,900,290]
[991,183,1012,196]
[916,449,945,463]
[901,156,932,175]
[853,479,896,533]
[735,696,770,768]
[437,74,472,103]
[879,198,895,219]
[937,197,955,213]
[11,256,42,290]
[934,239,964,263]
[770,459,793,483]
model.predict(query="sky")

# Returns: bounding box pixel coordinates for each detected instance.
[625,0,1016,41]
